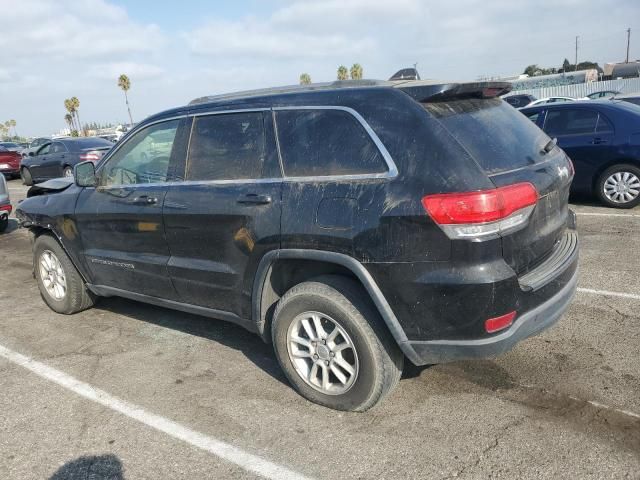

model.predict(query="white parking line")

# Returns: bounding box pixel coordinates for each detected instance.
[0,343,311,480]
[577,287,640,301]
[575,212,640,218]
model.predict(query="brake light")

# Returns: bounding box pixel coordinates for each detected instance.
[79,151,101,163]
[0,204,12,214]
[485,311,516,333]
[422,182,538,240]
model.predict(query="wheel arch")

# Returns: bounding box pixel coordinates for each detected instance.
[252,249,421,364]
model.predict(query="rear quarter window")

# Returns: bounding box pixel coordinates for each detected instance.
[423,98,549,174]
[275,109,388,177]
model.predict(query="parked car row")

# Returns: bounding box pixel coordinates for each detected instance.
[503,90,640,109]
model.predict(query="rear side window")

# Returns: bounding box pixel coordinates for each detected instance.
[187,112,267,181]
[275,109,387,177]
[544,109,598,136]
[596,114,614,133]
[423,98,549,174]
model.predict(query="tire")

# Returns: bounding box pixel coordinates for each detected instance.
[34,234,95,314]
[272,275,403,412]
[596,164,640,209]
[0,217,7,233]
[21,167,33,186]
[63,166,73,178]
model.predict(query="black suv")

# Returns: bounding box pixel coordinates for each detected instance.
[17,80,579,411]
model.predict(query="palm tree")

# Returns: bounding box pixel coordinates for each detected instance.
[299,73,312,85]
[337,65,349,81]
[64,99,79,133]
[70,97,82,135]
[8,119,17,137]
[64,114,74,133]
[118,74,134,126]
[350,63,363,80]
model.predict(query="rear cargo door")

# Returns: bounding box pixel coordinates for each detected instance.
[423,98,573,273]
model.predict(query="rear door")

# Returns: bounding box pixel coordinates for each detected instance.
[75,118,188,298]
[163,110,282,319]
[424,98,574,273]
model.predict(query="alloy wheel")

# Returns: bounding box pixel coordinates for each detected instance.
[39,250,67,300]
[287,311,359,395]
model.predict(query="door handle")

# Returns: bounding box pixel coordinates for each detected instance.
[128,195,158,205]
[237,193,272,205]
[591,137,608,145]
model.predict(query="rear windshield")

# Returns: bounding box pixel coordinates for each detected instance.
[67,138,113,151]
[423,98,549,174]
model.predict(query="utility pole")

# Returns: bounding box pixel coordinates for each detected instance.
[575,36,579,71]
[626,28,631,63]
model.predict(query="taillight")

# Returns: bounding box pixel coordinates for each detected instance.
[0,204,12,214]
[422,182,538,240]
[79,151,101,163]
[485,311,516,333]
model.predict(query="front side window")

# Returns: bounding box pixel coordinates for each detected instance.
[544,109,598,136]
[37,143,51,155]
[186,112,267,181]
[99,120,179,186]
[275,109,387,177]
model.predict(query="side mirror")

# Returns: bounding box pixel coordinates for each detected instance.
[74,161,97,187]
[28,151,35,157]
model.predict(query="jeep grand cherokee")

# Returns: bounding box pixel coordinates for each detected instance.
[17,80,579,411]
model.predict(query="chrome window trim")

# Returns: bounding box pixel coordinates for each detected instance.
[95,105,399,189]
[272,105,398,181]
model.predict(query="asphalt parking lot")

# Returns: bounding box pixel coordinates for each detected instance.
[1,178,639,479]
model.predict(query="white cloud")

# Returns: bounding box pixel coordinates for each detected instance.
[0,0,164,59]
[87,62,165,81]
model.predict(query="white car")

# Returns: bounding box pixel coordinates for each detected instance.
[523,96,587,108]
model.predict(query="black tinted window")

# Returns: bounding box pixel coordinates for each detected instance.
[544,109,598,136]
[187,112,266,181]
[524,111,540,123]
[51,142,66,153]
[275,109,387,177]
[424,98,549,174]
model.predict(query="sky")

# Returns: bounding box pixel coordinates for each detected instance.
[0,0,638,137]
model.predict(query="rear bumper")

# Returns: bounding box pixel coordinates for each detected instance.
[402,265,578,365]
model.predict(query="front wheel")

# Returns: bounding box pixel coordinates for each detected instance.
[272,275,403,412]
[596,164,640,208]
[34,234,95,314]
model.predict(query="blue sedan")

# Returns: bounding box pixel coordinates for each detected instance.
[520,100,640,208]
[20,137,113,186]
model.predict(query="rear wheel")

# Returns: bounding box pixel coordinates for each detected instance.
[63,166,73,178]
[21,167,33,186]
[596,164,640,208]
[34,234,95,314]
[0,217,7,232]
[272,275,403,412]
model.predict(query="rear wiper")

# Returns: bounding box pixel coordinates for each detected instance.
[541,137,557,155]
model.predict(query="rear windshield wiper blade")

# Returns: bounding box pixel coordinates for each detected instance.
[542,138,557,155]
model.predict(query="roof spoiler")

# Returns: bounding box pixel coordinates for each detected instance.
[395,81,512,102]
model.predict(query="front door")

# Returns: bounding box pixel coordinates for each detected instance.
[75,118,187,298]
[163,110,282,319]
[29,143,52,180]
